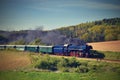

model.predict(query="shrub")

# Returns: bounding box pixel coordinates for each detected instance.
[91,65,97,72]
[68,57,81,67]
[35,55,58,71]
[60,67,69,72]
[36,60,49,69]
[30,55,40,64]
[75,65,89,73]
[80,61,88,67]
[57,57,69,68]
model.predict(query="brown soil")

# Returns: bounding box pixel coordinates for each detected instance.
[88,40,120,52]
[0,51,31,71]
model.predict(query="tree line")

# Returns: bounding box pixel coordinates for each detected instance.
[57,18,120,42]
[0,17,120,45]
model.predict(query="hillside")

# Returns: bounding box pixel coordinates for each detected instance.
[88,40,120,52]
[0,30,85,45]
[0,17,120,45]
[57,17,120,42]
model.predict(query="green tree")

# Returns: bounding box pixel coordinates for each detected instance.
[81,33,91,42]
[104,27,118,41]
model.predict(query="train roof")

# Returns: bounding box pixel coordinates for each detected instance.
[39,45,53,47]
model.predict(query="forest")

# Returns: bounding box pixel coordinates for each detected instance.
[0,17,120,45]
[57,17,120,42]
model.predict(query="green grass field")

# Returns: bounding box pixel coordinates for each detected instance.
[100,51,120,60]
[90,50,120,60]
[0,71,120,80]
[0,50,120,80]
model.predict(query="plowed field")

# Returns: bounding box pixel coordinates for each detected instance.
[0,51,31,70]
[88,40,120,52]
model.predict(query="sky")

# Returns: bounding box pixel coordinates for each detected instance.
[0,0,120,31]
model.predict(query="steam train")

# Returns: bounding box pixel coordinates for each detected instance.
[0,44,92,57]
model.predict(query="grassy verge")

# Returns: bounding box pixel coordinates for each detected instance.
[100,51,120,60]
[0,71,120,80]
[90,50,120,60]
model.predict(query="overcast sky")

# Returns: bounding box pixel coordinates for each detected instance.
[0,0,120,31]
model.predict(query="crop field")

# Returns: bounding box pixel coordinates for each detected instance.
[0,50,31,70]
[88,40,120,52]
[0,50,120,80]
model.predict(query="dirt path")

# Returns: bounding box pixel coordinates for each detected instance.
[77,58,120,63]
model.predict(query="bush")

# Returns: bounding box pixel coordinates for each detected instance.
[35,55,58,71]
[30,55,40,64]
[90,65,98,72]
[80,61,88,67]
[68,57,81,67]
[60,67,69,72]
[36,60,49,69]
[33,55,120,73]
[34,56,90,73]
[57,57,69,68]
[75,65,89,73]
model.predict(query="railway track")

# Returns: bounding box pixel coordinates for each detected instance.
[0,44,119,63]
[101,59,120,63]
[77,57,120,63]
[50,55,120,63]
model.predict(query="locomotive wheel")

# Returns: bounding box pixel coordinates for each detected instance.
[85,53,89,58]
